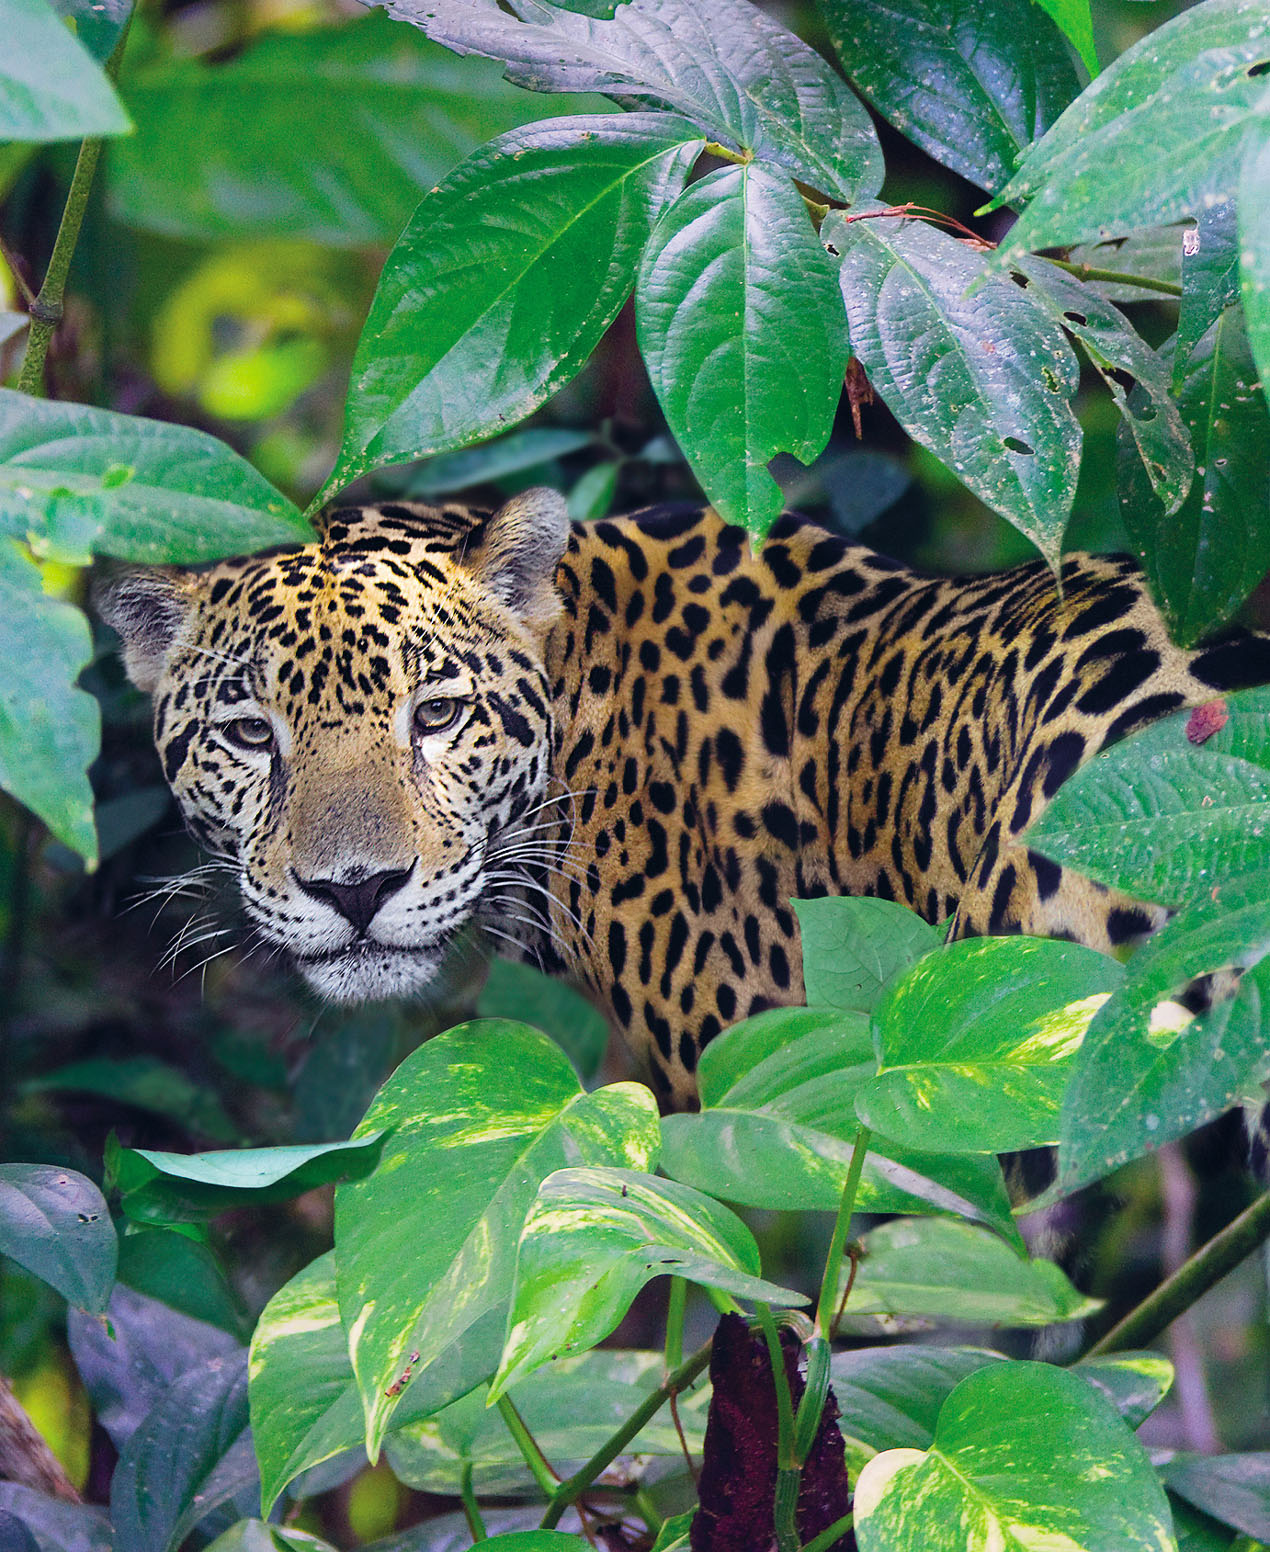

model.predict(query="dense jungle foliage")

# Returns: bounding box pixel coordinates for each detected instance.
[2,0,1270,1547]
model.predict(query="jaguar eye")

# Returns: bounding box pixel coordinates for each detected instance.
[412,697,463,736]
[221,716,275,752]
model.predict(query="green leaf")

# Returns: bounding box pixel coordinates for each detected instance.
[1026,687,1270,906]
[841,1218,1100,1326]
[822,0,1080,195]
[117,1227,245,1338]
[107,1134,387,1225]
[825,209,1080,568]
[1017,257,1192,513]
[1164,1455,1270,1542]
[1242,135,1270,394]
[28,1057,238,1142]
[0,1163,116,1313]
[0,541,97,859]
[323,115,700,502]
[992,0,1270,258]
[659,1007,1021,1243]
[1033,0,1098,76]
[1077,1351,1174,1429]
[383,0,883,201]
[48,0,133,63]
[477,958,610,1081]
[385,1349,708,1495]
[110,1353,255,1552]
[1058,879,1270,1194]
[491,1165,806,1399]
[1,0,131,142]
[1066,225,1186,301]
[333,1021,659,1456]
[250,1253,504,1515]
[831,1345,1005,1462]
[566,461,618,521]
[794,896,940,1014]
[203,1526,336,1552]
[0,1485,111,1552]
[636,164,849,538]
[650,1511,696,1552]
[0,389,310,565]
[858,937,1122,1154]
[853,1361,1174,1552]
[400,427,596,498]
[109,13,581,246]
[1176,203,1241,385]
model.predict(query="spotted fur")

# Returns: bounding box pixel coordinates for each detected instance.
[98,493,1270,1107]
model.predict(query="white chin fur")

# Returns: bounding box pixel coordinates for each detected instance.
[295,943,443,1003]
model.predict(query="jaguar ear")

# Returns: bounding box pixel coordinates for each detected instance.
[93,566,198,693]
[464,487,571,629]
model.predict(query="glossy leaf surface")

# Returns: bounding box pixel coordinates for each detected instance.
[492,1166,805,1398]
[1242,136,1270,393]
[2,0,131,141]
[826,209,1080,568]
[854,1362,1173,1552]
[637,164,849,537]
[477,957,609,1081]
[333,1022,659,1455]
[793,896,939,1013]
[1164,1454,1270,1541]
[823,0,1079,194]
[325,115,700,501]
[0,1163,115,1312]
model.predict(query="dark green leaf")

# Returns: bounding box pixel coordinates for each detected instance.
[490,1166,806,1398]
[0,1509,39,1552]
[1077,1351,1174,1429]
[1018,257,1192,512]
[992,0,1270,258]
[825,209,1080,568]
[48,0,132,64]
[831,1346,1005,1465]
[1058,878,1270,1193]
[1,0,131,141]
[1164,1455,1270,1541]
[333,1021,659,1456]
[1176,203,1241,384]
[117,1228,245,1337]
[400,428,596,498]
[858,936,1122,1153]
[109,13,580,246]
[793,895,939,1013]
[323,115,700,502]
[1034,0,1097,76]
[28,1057,237,1142]
[660,1007,1021,1241]
[1066,225,1185,301]
[637,165,849,538]
[566,461,618,521]
[0,1164,115,1313]
[202,1525,336,1552]
[110,1353,254,1552]
[841,1218,1099,1326]
[382,0,883,201]
[822,0,1080,194]
[853,1361,1173,1552]
[477,958,610,1081]
[0,542,97,859]
[0,1487,111,1552]
[0,389,309,565]
[1026,686,1270,906]
[108,1133,387,1225]
[1242,135,1270,394]
[649,1511,695,1552]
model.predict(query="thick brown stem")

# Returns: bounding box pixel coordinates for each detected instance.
[0,1376,80,1503]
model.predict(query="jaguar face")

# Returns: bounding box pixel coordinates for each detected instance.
[97,490,572,1003]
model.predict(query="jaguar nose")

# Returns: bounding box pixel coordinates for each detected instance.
[294,864,415,936]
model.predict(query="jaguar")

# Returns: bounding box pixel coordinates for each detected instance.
[97,491,1270,1108]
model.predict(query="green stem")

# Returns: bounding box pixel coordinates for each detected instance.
[799,1511,854,1552]
[1086,1187,1270,1356]
[1045,256,1183,297]
[702,140,752,166]
[496,1394,558,1499]
[459,1461,486,1542]
[815,1126,870,1337]
[539,1340,713,1530]
[757,1303,800,1552]
[665,1275,686,1372]
[15,16,131,398]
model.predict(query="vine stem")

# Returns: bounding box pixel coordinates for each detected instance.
[756,1303,801,1552]
[816,1126,870,1338]
[1085,1186,1270,1357]
[496,1394,558,1499]
[1045,256,1183,297]
[15,15,131,397]
[539,1340,713,1530]
[800,1510,854,1552]
[459,1461,486,1542]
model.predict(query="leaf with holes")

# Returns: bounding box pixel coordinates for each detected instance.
[821,0,1080,195]
[2,0,131,141]
[793,896,940,1013]
[0,1164,116,1313]
[858,937,1123,1154]
[825,209,1080,568]
[491,1166,806,1400]
[991,0,1270,257]
[322,115,701,504]
[659,1007,1021,1242]
[1017,257,1192,513]
[380,0,883,201]
[637,164,849,539]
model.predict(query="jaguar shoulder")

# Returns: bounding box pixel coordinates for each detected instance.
[97,490,1270,1108]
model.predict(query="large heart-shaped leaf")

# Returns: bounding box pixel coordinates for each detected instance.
[822,0,1080,195]
[825,209,1080,568]
[322,114,700,502]
[636,163,850,538]
[0,1163,115,1312]
[793,895,940,1014]
[333,1021,659,1456]
[2,0,131,142]
[853,1361,1173,1552]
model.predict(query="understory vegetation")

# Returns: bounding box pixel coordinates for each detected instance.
[2,0,1270,1547]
